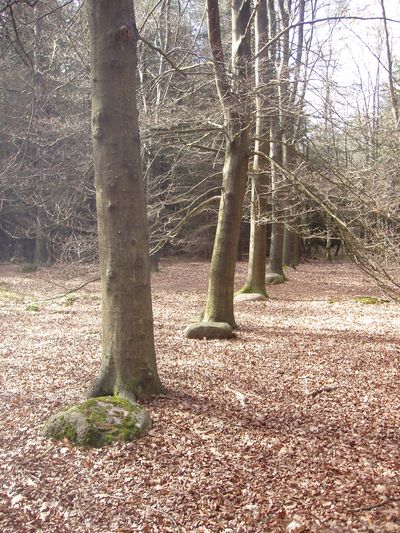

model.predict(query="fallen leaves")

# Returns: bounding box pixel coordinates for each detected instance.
[0,260,399,531]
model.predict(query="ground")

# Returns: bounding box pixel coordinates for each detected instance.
[0,260,399,532]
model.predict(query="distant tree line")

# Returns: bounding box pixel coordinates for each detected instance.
[1,0,400,299]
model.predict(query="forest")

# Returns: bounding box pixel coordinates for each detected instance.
[0,0,399,531]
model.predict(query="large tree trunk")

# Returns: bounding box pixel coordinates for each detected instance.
[283,218,301,267]
[87,0,163,401]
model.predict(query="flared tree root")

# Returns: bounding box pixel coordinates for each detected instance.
[184,321,234,340]
[266,273,286,285]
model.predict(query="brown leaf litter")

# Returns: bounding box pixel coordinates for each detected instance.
[0,260,399,532]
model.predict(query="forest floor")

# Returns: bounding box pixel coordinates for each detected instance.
[0,259,399,532]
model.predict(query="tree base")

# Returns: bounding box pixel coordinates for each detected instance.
[88,370,164,402]
[234,292,267,302]
[266,273,286,285]
[184,321,234,340]
[283,263,297,270]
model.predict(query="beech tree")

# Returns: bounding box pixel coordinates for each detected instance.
[185,0,251,339]
[86,0,163,401]
[236,0,270,300]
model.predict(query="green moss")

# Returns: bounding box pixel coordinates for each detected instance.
[43,396,150,447]
[354,296,386,305]
[266,273,286,285]
[50,415,78,442]
[64,294,78,307]
[0,285,21,302]
[26,303,40,312]
[235,284,268,298]
[283,264,297,270]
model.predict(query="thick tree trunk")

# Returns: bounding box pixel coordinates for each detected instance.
[282,224,293,266]
[87,0,162,401]
[268,220,285,277]
[243,178,268,296]
[283,216,301,267]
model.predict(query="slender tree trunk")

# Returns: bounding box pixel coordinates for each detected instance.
[282,143,299,268]
[87,0,163,401]
[326,226,332,261]
[266,0,285,283]
[32,4,50,265]
[34,222,49,265]
[203,124,249,325]
[237,0,269,299]
[380,0,399,131]
[267,125,285,279]
[275,0,305,272]
[189,0,251,333]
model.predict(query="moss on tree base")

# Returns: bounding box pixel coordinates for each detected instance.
[43,396,151,447]
[234,285,268,301]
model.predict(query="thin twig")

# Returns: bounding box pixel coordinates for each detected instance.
[26,275,100,305]
[308,385,339,398]
[349,497,400,512]
[138,34,187,77]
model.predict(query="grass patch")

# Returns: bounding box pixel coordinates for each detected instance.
[64,294,78,307]
[0,285,21,303]
[354,296,389,305]
[26,303,40,312]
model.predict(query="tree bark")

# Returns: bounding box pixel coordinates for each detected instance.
[87,0,163,401]
[200,0,251,329]
[32,4,50,265]
[266,0,285,282]
[285,0,305,269]
[282,144,300,268]
[238,0,269,298]
[204,124,249,325]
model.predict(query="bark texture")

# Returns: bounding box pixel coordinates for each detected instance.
[239,0,269,298]
[87,0,162,400]
[201,0,251,328]
[282,145,300,268]
[267,0,284,280]
[268,113,285,278]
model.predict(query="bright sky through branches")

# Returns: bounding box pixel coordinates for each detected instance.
[309,0,400,119]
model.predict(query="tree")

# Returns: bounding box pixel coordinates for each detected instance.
[0,1,96,264]
[185,0,251,338]
[236,0,270,300]
[86,0,163,401]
